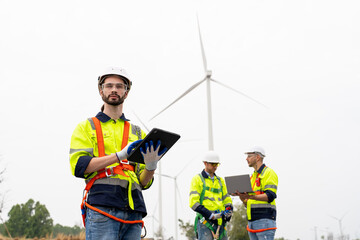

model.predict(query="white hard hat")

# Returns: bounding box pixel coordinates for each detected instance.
[202,151,220,163]
[98,67,132,90]
[244,146,266,157]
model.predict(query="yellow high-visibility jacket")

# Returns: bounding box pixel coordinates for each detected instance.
[247,164,278,221]
[69,112,152,216]
[189,170,233,220]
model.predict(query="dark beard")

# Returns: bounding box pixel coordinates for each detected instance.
[102,93,126,106]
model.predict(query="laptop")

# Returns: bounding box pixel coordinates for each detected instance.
[224,174,254,194]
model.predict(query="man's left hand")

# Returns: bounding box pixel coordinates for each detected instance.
[140,140,167,171]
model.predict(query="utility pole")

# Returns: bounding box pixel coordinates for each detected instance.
[311,226,318,240]
[158,162,163,239]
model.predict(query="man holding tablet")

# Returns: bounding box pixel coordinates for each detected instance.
[70,67,165,240]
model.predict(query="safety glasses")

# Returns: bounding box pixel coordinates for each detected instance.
[102,83,128,91]
[207,162,220,167]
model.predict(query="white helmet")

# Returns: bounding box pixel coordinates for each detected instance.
[244,146,266,158]
[202,151,220,163]
[98,67,132,91]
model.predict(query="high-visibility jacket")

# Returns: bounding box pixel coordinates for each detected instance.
[69,112,152,217]
[246,164,278,221]
[189,170,233,220]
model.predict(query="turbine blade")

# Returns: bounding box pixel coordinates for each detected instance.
[175,153,201,177]
[211,78,268,108]
[155,172,173,179]
[132,111,150,132]
[197,15,208,73]
[150,78,206,120]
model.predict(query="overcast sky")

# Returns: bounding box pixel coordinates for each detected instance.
[1,1,360,240]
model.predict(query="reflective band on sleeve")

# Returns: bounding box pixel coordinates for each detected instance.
[192,202,200,210]
[87,118,96,130]
[70,148,94,155]
[264,185,277,189]
[251,204,276,210]
[190,191,200,197]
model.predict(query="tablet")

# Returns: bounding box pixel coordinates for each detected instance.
[127,128,181,164]
[224,174,254,194]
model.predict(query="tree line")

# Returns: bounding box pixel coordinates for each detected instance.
[1,198,289,239]
[0,199,84,238]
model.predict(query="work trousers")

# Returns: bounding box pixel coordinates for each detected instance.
[248,219,276,240]
[85,206,142,240]
[197,221,228,240]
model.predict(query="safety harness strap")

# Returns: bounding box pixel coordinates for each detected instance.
[251,167,267,195]
[193,174,226,240]
[92,117,105,157]
[246,225,277,233]
[81,117,143,228]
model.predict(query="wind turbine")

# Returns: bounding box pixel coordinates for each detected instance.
[155,155,199,240]
[144,199,159,238]
[132,111,164,239]
[133,111,200,239]
[329,212,348,240]
[150,16,267,151]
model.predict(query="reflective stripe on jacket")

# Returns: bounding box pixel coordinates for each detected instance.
[247,164,278,221]
[189,170,233,219]
[69,112,152,216]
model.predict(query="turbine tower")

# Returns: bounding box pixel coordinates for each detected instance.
[150,16,267,151]
[156,155,195,240]
[133,112,164,239]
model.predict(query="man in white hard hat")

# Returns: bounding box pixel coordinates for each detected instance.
[70,67,165,240]
[189,151,233,240]
[232,146,278,240]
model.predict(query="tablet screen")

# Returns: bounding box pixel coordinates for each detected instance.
[127,128,181,164]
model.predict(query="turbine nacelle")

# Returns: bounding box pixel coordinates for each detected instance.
[206,70,212,78]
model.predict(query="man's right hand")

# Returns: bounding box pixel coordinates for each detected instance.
[210,213,222,220]
[116,140,142,161]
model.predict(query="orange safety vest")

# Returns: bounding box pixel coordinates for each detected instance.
[80,117,144,228]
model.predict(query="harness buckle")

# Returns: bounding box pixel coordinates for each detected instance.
[105,167,115,177]
[120,160,130,165]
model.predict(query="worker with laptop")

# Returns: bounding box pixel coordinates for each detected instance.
[231,146,278,240]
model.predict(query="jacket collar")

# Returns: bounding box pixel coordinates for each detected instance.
[95,112,130,123]
[201,169,217,179]
[256,163,266,174]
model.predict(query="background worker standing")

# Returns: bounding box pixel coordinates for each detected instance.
[189,151,233,240]
[232,146,278,240]
[69,67,164,240]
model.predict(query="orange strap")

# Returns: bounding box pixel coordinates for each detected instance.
[84,202,144,227]
[92,117,105,157]
[251,172,264,195]
[120,120,130,164]
[247,225,277,233]
[92,117,131,156]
